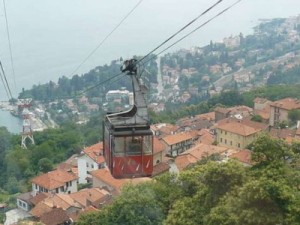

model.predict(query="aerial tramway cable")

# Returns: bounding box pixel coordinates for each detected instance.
[0,61,13,100]
[78,0,226,95]
[0,61,11,100]
[69,0,144,77]
[143,0,243,65]
[2,0,16,94]
[137,0,224,63]
[79,0,242,95]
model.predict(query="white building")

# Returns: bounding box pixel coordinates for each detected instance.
[77,142,106,184]
[31,169,78,196]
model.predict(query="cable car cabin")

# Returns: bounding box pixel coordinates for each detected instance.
[103,59,153,178]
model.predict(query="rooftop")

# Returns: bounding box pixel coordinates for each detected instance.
[90,168,151,192]
[229,149,253,165]
[83,142,105,164]
[40,208,70,225]
[216,118,267,136]
[31,169,78,190]
[162,132,194,146]
[270,98,300,110]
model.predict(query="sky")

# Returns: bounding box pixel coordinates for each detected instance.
[0,0,299,99]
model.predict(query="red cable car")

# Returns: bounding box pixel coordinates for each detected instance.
[103,59,153,178]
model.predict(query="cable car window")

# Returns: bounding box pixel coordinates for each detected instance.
[126,136,142,155]
[143,135,152,155]
[114,137,125,156]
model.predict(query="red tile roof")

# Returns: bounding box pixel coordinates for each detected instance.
[175,143,228,171]
[270,98,300,110]
[30,193,49,206]
[216,118,267,136]
[31,170,78,190]
[175,154,197,171]
[90,168,151,192]
[83,142,105,164]
[229,149,253,165]
[40,208,70,225]
[153,137,165,154]
[162,132,193,146]
[152,162,170,177]
[69,188,110,208]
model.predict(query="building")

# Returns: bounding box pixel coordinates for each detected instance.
[269,98,300,126]
[31,169,78,196]
[215,118,268,149]
[162,132,194,157]
[229,149,253,166]
[214,105,253,122]
[77,142,106,184]
[175,143,229,171]
[153,136,166,166]
[90,168,151,194]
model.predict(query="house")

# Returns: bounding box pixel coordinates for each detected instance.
[31,169,78,196]
[90,168,151,194]
[175,143,229,171]
[150,123,179,137]
[69,187,111,209]
[229,149,253,166]
[17,192,33,212]
[215,118,268,149]
[162,132,194,157]
[40,208,72,225]
[77,142,106,184]
[153,137,166,166]
[214,105,253,122]
[30,194,81,218]
[29,188,110,224]
[253,98,272,123]
[269,98,300,126]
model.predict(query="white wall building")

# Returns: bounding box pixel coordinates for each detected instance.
[77,142,106,184]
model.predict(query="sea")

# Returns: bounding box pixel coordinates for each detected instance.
[0,0,299,132]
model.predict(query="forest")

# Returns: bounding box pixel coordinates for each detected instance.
[77,135,300,225]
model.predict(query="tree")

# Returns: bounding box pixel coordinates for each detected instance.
[288,109,300,124]
[38,158,53,173]
[250,134,294,164]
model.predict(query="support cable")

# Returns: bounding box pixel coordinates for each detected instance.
[69,0,144,77]
[143,0,243,64]
[3,0,16,93]
[0,61,13,100]
[138,0,223,63]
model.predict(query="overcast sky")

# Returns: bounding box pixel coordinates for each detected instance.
[0,0,299,97]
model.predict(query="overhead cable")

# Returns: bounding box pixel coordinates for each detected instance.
[144,0,243,64]
[138,0,223,63]
[0,63,10,100]
[2,0,16,93]
[0,61,13,100]
[69,0,144,77]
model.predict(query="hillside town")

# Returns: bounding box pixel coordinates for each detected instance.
[2,16,300,224]
[4,95,300,224]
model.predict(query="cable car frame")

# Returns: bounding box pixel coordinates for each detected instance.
[103,59,153,178]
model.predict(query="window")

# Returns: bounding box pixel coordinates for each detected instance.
[91,164,94,169]
[86,162,89,167]
[230,141,232,146]
[225,131,227,135]
[56,188,59,193]
[69,181,72,187]
[225,139,227,144]
[220,138,223,142]
[238,143,241,148]
[60,187,64,192]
